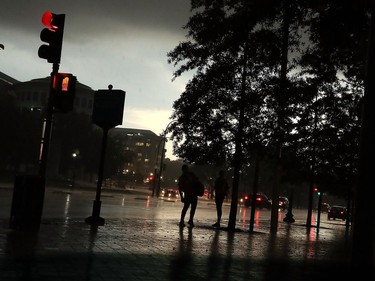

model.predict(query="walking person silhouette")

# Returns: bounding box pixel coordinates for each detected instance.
[212,170,229,228]
[178,164,198,228]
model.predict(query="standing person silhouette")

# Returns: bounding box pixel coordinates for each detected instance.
[178,164,198,228]
[212,170,230,228]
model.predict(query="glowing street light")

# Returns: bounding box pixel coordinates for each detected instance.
[71,152,78,188]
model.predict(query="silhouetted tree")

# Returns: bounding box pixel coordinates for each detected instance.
[168,0,369,231]
[168,0,306,229]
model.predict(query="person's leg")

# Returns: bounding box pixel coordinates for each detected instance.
[180,201,190,226]
[216,195,224,222]
[213,195,224,227]
[188,196,198,226]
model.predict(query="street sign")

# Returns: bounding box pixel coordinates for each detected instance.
[92,88,126,129]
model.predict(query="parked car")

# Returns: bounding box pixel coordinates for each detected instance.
[327,205,348,220]
[159,188,180,201]
[240,193,271,209]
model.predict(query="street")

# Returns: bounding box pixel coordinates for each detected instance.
[0,184,356,281]
[0,185,349,233]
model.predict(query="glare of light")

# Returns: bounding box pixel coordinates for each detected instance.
[64,193,71,217]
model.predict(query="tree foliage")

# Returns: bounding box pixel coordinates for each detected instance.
[167,0,369,199]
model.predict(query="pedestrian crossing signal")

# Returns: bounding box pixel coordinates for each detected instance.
[52,73,76,112]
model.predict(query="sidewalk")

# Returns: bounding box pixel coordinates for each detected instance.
[0,184,366,280]
[0,218,357,280]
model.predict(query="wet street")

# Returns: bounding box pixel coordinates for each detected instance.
[0,185,356,280]
[0,185,351,228]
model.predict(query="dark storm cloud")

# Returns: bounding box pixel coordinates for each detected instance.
[1,0,190,38]
[0,0,192,160]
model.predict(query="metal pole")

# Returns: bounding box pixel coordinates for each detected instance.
[154,120,176,197]
[72,153,77,188]
[249,150,259,232]
[85,127,108,226]
[156,137,166,198]
[316,192,322,232]
[35,62,59,228]
[152,137,163,197]
[39,63,59,179]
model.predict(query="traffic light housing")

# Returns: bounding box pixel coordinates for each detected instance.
[38,12,65,64]
[52,73,76,112]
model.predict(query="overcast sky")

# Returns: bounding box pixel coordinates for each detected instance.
[0,0,193,160]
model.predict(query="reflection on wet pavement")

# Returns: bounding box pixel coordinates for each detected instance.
[0,186,362,280]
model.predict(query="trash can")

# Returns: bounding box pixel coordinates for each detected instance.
[9,175,44,230]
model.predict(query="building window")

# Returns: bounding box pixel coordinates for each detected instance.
[135,142,144,147]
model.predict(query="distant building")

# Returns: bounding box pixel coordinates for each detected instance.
[109,128,163,180]
[0,72,163,183]
[9,76,94,116]
[0,71,19,92]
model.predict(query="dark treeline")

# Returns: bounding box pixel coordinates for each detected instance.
[167,0,369,209]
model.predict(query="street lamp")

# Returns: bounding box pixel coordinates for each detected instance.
[156,137,167,197]
[152,136,164,197]
[71,152,78,188]
[152,120,176,197]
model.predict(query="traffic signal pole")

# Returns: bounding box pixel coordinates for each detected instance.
[38,11,65,181]
[31,63,58,229]
[39,63,59,179]
[33,12,76,229]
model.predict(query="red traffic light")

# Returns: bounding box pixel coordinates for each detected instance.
[38,12,65,64]
[52,73,76,112]
[41,12,54,29]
